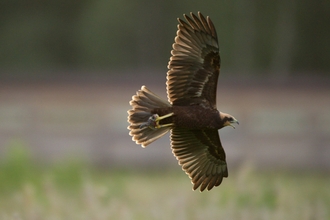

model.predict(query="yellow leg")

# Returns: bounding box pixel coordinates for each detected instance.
[155,112,174,121]
[154,112,174,128]
[155,122,174,129]
[139,113,174,129]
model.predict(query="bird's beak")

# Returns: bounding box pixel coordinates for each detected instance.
[226,118,239,129]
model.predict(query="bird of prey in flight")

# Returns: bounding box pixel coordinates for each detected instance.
[128,12,238,192]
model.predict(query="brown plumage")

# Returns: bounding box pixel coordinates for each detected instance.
[127,12,238,192]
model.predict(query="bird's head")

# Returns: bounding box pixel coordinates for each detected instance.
[220,112,239,129]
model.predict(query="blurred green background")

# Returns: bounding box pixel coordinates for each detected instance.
[1,0,329,76]
[0,0,329,219]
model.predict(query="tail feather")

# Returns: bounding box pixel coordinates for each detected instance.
[128,86,171,147]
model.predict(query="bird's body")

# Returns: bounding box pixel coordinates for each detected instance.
[152,106,223,129]
[127,12,238,191]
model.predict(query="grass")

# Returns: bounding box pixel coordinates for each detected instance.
[0,146,329,220]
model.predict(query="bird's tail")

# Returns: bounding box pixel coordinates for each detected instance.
[127,86,172,147]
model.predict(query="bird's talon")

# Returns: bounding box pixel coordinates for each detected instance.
[140,113,174,130]
[139,114,160,130]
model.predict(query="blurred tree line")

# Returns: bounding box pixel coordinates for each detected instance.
[0,0,329,78]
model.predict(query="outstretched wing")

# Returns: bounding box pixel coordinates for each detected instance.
[170,128,228,192]
[167,12,220,108]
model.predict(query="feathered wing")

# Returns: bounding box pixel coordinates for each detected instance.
[167,12,220,108]
[171,128,228,192]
